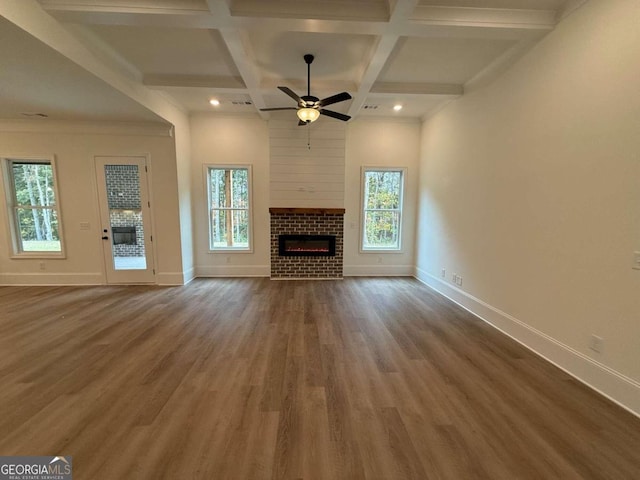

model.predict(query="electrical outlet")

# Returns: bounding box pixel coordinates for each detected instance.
[39,262,45,271]
[589,335,604,353]
[456,276,463,286]
[226,256,231,264]
[452,273,457,283]
[377,256,383,264]
[441,268,446,278]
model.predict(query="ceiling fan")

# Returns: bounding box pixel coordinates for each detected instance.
[260,54,352,125]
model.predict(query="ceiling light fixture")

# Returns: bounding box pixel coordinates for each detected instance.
[261,54,351,125]
[296,107,320,124]
[393,104,403,111]
[209,99,220,106]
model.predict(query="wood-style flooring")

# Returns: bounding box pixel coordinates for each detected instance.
[0,278,639,479]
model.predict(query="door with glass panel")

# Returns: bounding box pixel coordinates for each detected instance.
[95,156,155,284]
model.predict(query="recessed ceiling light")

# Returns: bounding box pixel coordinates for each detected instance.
[393,104,403,112]
[209,99,220,106]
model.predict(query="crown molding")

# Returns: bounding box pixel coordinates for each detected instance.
[0,119,173,136]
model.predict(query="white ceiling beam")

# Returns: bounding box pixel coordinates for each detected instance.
[40,3,554,39]
[556,0,588,22]
[205,0,268,117]
[143,74,245,89]
[260,79,357,95]
[38,0,208,14]
[41,9,222,28]
[347,0,418,118]
[411,6,556,29]
[347,34,401,117]
[229,0,389,22]
[44,10,544,42]
[371,82,463,96]
[64,23,143,81]
[33,0,564,121]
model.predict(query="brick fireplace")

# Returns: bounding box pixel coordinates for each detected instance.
[270,208,345,279]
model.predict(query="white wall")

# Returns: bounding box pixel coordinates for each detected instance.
[190,113,270,277]
[0,121,185,285]
[416,0,640,414]
[345,118,420,276]
[190,114,421,277]
[173,118,194,283]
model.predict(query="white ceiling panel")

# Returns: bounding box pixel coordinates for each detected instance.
[247,31,375,84]
[2,0,577,123]
[380,36,517,84]
[88,25,239,78]
[0,17,164,123]
[417,0,565,9]
[231,0,389,21]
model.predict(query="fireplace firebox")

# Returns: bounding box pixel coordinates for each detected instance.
[279,235,336,257]
[112,226,137,245]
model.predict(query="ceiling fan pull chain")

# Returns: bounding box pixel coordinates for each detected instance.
[308,124,311,150]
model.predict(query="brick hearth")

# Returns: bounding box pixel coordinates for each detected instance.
[270,208,345,279]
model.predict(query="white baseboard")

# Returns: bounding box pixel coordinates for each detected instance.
[414,267,640,418]
[182,267,195,285]
[195,264,270,277]
[344,264,414,276]
[156,272,187,286]
[0,272,104,286]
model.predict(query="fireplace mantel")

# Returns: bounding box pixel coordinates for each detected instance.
[269,208,345,215]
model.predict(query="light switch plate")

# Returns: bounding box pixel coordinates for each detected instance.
[633,251,640,270]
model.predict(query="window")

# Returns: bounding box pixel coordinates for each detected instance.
[206,165,252,251]
[3,158,64,256]
[361,167,405,251]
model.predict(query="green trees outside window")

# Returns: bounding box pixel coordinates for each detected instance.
[5,160,62,253]
[207,166,251,250]
[362,169,404,250]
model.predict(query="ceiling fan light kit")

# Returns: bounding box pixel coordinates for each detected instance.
[297,107,320,123]
[261,54,352,125]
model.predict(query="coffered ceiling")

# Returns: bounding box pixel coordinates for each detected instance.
[0,0,585,124]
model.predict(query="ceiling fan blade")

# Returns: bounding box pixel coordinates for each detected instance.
[278,86,303,105]
[320,109,351,121]
[318,92,352,107]
[260,107,298,111]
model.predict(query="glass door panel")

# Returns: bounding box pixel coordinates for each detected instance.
[95,157,154,283]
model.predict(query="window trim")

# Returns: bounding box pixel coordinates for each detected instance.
[359,166,406,253]
[1,155,66,259]
[204,164,254,253]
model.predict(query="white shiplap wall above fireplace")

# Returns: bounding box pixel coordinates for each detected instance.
[269,118,346,208]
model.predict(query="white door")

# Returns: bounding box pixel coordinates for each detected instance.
[95,156,155,284]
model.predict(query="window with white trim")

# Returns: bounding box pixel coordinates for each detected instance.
[206,165,252,251]
[361,167,405,251]
[2,157,64,256]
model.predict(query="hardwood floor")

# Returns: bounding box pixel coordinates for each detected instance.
[0,278,639,479]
